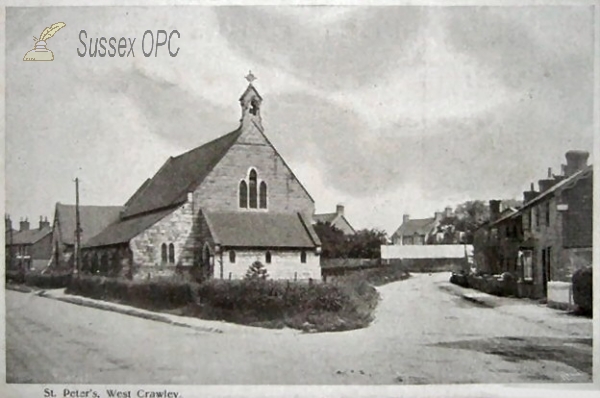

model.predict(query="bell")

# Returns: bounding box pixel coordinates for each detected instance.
[23,41,54,61]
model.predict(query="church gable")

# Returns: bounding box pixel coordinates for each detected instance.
[194,110,314,216]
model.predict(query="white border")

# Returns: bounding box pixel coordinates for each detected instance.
[1,1,598,397]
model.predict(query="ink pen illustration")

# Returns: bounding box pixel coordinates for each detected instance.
[23,22,66,61]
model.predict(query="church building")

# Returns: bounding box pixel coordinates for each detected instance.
[82,74,322,280]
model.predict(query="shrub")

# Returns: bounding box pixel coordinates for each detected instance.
[572,267,592,315]
[245,261,269,280]
[67,275,195,310]
[24,272,72,289]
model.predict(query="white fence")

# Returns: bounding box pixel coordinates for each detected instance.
[381,244,473,260]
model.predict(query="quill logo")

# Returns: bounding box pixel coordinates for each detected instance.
[23,22,66,61]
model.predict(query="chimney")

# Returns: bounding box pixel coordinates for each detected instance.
[564,150,589,177]
[5,215,12,232]
[489,200,501,222]
[403,214,410,224]
[434,211,443,222]
[336,204,344,217]
[444,206,453,218]
[547,167,552,178]
[523,182,538,203]
[538,178,555,193]
[39,216,50,230]
[20,217,30,231]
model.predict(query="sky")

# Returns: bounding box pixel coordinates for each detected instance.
[4,5,596,234]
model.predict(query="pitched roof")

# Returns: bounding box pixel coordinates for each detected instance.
[10,226,52,245]
[313,212,337,224]
[82,207,176,248]
[203,211,321,248]
[313,213,356,234]
[121,129,242,219]
[520,165,593,210]
[55,203,123,246]
[393,217,437,237]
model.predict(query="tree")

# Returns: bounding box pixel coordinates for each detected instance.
[347,228,388,259]
[313,221,349,258]
[245,261,269,280]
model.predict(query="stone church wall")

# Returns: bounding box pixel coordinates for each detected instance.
[129,200,197,272]
[193,123,315,217]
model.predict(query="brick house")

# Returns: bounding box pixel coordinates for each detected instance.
[47,203,123,272]
[82,77,322,280]
[4,216,52,272]
[313,204,356,235]
[472,150,593,301]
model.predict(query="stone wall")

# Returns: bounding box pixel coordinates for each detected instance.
[193,123,315,218]
[215,248,321,280]
[130,202,197,269]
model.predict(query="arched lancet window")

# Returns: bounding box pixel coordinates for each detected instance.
[249,169,258,209]
[259,181,267,209]
[229,250,236,263]
[168,243,175,264]
[300,250,307,264]
[265,251,272,264]
[161,243,168,263]
[239,180,248,208]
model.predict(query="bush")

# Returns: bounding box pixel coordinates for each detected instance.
[245,261,269,280]
[66,274,380,332]
[25,272,72,289]
[67,275,195,310]
[572,267,592,315]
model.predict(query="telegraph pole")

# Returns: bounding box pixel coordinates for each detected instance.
[74,178,82,275]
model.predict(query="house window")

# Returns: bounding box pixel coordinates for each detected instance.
[535,207,540,229]
[545,201,551,226]
[168,243,175,264]
[521,250,533,281]
[161,243,168,263]
[265,251,272,264]
[239,181,248,208]
[229,250,236,263]
[259,181,267,209]
[300,250,307,264]
[249,169,258,209]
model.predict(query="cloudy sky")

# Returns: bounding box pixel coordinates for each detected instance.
[5,5,595,234]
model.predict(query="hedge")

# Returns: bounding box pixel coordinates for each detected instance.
[65,275,380,332]
[466,273,517,297]
[25,272,73,289]
[572,267,592,315]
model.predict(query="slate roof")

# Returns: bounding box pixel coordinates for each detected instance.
[10,226,52,245]
[82,207,176,248]
[313,213,337,224]
[393,217,437,238]
[203,211,321,248]
[55,203,123,246]
[121,129,242,219]
[519,165,593,210]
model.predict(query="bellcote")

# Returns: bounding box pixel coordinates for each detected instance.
[239,71,263,129]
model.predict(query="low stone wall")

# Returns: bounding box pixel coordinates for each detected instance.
[321,258,381,279]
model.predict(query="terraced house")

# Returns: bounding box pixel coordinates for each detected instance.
[474,150,593,303]
[82,75,322,280]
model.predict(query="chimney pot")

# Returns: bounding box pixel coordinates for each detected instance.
[403,214,410,224]
[565,150,589,176]
[547,167,552,178]
[336,204,344,216]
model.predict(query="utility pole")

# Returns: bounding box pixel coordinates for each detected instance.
[74,177,82,276]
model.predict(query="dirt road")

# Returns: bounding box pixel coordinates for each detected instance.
[5,273,592,384]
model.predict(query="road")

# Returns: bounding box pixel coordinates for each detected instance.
[6,272,593,384]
